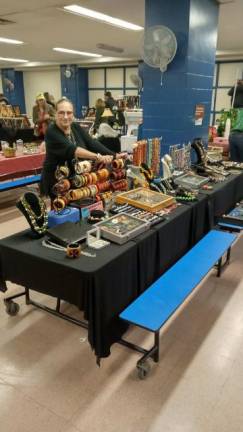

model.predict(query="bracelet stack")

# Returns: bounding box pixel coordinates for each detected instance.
[52,157,128,210]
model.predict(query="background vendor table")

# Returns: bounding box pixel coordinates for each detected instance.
[0,127,34,144]
[199,172,243,224]
[0,151,45,180]
[0,172,243,360]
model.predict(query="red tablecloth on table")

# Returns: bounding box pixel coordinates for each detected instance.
[0,152,45,179]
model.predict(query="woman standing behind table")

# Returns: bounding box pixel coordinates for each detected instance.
[94,98,105,133]
[32,93,55,139]
[40,97,115,198]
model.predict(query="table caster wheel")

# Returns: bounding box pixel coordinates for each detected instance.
[5,301,20,316]
[137,361,151,380]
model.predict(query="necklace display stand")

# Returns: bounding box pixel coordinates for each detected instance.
[16,192,48,238]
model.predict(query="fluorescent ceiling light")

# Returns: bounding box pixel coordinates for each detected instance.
[0,56,28,63]
[53,47,102,57]
[0,37,24,45]
[63,4,143,31]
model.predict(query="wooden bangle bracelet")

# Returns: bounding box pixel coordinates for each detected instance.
[66,242,81,259]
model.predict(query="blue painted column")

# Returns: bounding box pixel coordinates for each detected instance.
[142,0,219,154]
[1,69,26,112]
[60,65,88,118]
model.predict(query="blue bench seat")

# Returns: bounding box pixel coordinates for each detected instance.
[0,174,41,192]
[119,230,237,378]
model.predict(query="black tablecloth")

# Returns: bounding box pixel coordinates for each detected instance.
[1,172,243,359]
[0,127,34,144]
[199,173,243,222]
[0,231,138,359]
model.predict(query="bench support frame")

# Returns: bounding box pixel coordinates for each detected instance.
[119,246,232,379]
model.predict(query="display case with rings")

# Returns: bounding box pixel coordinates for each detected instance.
[115,187,175,212]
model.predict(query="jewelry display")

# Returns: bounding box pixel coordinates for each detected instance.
[87,210,106,224]
[218,200,243,226]
[111,179,128,191]
[116,187,175,212]
[96,213,150,244]
[75,160,92,174]
[97,181,112,193]
[16,192,48,237]
[126,165,148,188]
[86,228,110,249]
[42,239,96,258]
[110,169,126,181]
[55,165,70,181]
[97,168,110,181]
[222,161,243,170]
[71,175,84,188]
[174,188,198,203]
[110,203,165,226]
[52,179,71,196]
[66,242,81,259]
[174,172,210,190]
[132,138,161,175]
[53,196,68,211]
[190,138,228,182]
[112,158,124,170]
[169,143,191,171]
[22,143,40,155]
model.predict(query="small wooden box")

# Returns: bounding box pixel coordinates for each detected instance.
[115,187,175,212]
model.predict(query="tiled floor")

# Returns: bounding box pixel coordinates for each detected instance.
[0,199,243,432]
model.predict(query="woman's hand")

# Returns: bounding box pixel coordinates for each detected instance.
[97,154,114,164]
[115,152,128,159]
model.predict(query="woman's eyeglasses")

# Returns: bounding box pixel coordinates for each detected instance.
[57,111,73,117]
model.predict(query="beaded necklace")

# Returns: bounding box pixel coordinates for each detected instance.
[20,195,48,235]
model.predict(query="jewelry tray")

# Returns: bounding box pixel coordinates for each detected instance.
[174,173,209,190]
[115,187,174,212]
[218,201,243,226]
[96,213,150,244]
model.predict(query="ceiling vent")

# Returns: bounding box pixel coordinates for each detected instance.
[0,17,16,25]
[96,43,124,54]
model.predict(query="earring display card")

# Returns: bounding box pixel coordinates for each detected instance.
[174,173,209,190]
[115,187,175,212]
[96,213,150,244]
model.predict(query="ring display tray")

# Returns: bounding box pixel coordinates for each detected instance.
[174,173,209,190]
[115,187,174,212]
[218,201,243,226]
[97,213,150,244]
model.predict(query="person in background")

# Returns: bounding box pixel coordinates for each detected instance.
[0,93,9,105]
[104,91,116,110]
[94,98,105,133]
[40,97,115,198]
[228,79,243,108]
[44,92,56,109]
[229,108,243,162]
[32,93,55,139]
[86,107,95,118]
[96,108,121,153]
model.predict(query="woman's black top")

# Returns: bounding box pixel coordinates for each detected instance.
[40,122,115,197]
